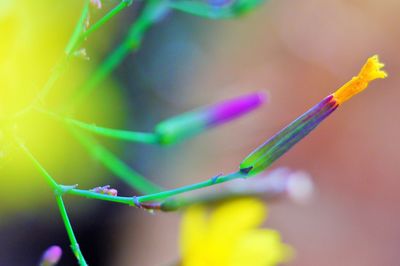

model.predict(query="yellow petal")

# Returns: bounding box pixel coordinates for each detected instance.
[208,198,267,234]
[230,229,293,266]
[180,204,208,256]
[332,55,387,104]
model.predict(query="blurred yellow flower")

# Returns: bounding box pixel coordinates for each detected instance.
[180,198,292,266]
[0,0,125,214]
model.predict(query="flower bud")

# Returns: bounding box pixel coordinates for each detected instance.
[39,245,62,266]
[155,92,266,145]
[240,55,386,176]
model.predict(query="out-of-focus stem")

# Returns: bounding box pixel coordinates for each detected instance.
[66,117,159,144]
[70,127,162,194]
[15,139,59,191]
[65,0,91,55]
[10,0,90,119]
[35,107,162,194]
[81,0,133,41]
[67,0,168,111]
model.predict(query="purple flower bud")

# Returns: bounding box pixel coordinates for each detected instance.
[39,245,62,266]
[155,91,267,145]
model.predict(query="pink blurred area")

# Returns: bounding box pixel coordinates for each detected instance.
[118,0,400,265]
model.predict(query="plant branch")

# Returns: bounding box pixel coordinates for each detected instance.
[56,195,88,266]
[136,172,244,203]
[65,0,91,55]
[65,187,135,205]
[14,135,88,265]
[66,0,168,111]
[81,0,134,41]
[70,127,162,194]
[11,0,91,119]
[14,138,59,191]
[66,117,160,144]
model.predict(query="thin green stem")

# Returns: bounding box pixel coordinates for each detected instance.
[61,171,252,211]
[65,0,91,55]
[81,0,133,41]
[56,195,88,266]
[65,187,135,205]
[34,107,162,193]
[67,171,246,205]
[10,0,90,120]
[67,117,160,144]
[15,139,59,191]
[14,135,88,264]
[70,127,162,194]
[137,171,244,202]
[36,106,160,144]
[66,0,168,111]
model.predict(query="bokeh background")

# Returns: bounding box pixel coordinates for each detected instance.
[1,0,399,265]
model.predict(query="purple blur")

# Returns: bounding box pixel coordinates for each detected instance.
[207,92,267,127]
[40,245,62,265]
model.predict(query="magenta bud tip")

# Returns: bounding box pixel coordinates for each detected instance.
[40,245,62,266]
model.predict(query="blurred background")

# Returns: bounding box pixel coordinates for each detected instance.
[1,0,399,265]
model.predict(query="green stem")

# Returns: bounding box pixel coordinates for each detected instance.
[70,127,162,194]
[11,0,90,120]
[137,171,244,202]
[15,139,59,191]
[66,117,159,144]
[65,0,91,55]
[62,171,249,210]
[36,106,159,144]
[66,0,168,111]
[56,195,88,266]
[34,107,162,193]
[81,0,133,40]
[14,135,87,264]
[65,187,135,205]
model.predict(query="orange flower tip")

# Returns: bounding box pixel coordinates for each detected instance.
[332,55,388,104]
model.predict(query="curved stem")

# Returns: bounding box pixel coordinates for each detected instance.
[66,117,159,144]
[36,106,160,144]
